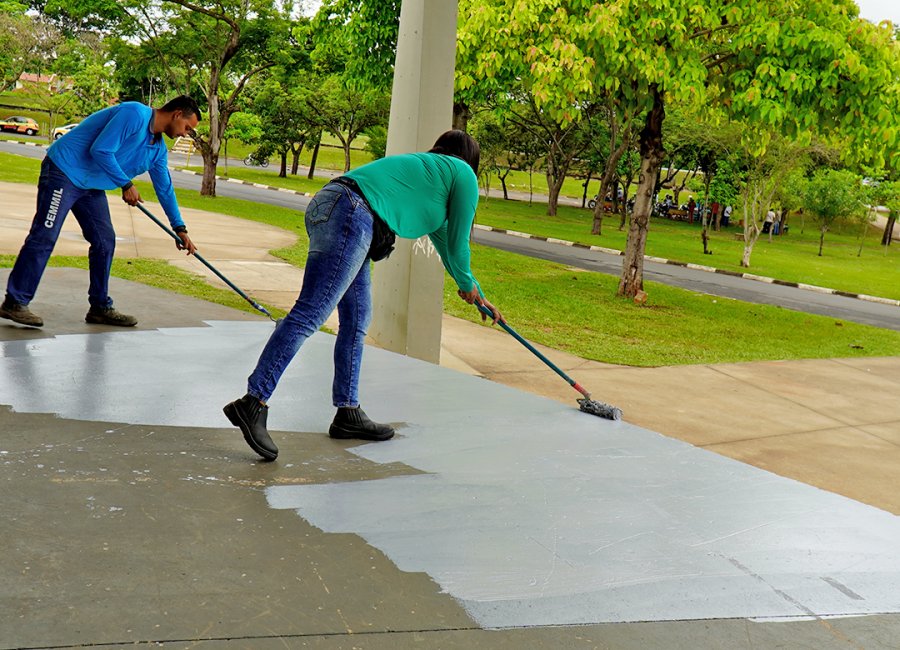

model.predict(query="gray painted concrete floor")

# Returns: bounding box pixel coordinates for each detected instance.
[2,271,900,648]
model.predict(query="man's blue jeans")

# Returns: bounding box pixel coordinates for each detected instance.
[248,182,374,407]
[6,157,115,309]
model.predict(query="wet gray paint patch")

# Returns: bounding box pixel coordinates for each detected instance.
[2,321,900,628]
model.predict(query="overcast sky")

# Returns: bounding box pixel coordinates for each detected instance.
[855,0,899,24]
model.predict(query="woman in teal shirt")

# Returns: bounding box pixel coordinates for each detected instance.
[224,130,502,461]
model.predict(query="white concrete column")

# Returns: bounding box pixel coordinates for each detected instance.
[369,0,459,364]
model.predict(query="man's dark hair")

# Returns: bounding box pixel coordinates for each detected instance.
[429,130,480,175]
[160,95,202,120]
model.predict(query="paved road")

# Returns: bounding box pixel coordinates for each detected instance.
[3,139,897,331]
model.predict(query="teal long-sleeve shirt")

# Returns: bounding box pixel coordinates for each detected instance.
[344,153,481,293]
[47,102,185,229]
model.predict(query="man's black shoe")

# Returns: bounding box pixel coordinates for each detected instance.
[224,394,278,461]
[85,306,138,327]
[0,297,43,327]
[329,406,394,441]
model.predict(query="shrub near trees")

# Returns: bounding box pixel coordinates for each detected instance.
[804,169,864,256]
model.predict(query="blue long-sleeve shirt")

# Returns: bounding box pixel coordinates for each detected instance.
[47,102,184,229]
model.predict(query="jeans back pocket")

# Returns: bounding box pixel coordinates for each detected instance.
[306,188,344,226]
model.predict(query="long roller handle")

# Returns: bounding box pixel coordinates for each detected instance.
[134,202,276,322]
[476,303,591,400]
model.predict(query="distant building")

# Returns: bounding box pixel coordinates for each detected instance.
[15,73,73,93]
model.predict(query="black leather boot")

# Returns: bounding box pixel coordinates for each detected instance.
[329,406,394,441]
[223,394,278,461]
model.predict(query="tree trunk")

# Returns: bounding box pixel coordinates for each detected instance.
[201,89,222,196]
[818,226,826,256]
[343,141,351,172]
[592,171,615,235]
[620,170,635,231]
[741,245,753,267]
[618,86,665,298]
[200,149,219,196]
[452,101,470,131]
[499,168,511,200]
[290,142,304,175]
[547,176,563,216]
[700,171,713,254]
[307,139,321,179]
[581,171,593,209]
[883,214,896,246]
[279,151,287,178]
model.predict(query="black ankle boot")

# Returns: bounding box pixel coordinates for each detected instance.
[329,406,394,441]
[224,394,278,461]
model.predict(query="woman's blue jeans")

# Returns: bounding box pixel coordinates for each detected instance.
[247,182,373,407]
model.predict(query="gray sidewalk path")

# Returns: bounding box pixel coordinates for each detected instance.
[1,273,899,649]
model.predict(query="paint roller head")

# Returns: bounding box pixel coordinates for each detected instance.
[578,398,622,421]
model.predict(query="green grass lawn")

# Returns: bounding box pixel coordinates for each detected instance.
[3,149,898,367]
[444,246,900,366]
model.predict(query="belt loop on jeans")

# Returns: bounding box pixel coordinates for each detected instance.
[331,177,376,215]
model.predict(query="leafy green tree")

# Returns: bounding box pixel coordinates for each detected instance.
[305,75,389,172]
[736,137,810,267]
[19,81,75,141]
[775,163,811,234]
[29,0,124,35]
[461,0,900,298]
[220,110,262,174]
[100,0,299,196]
[250,78,318,177]
[0,3,40,94]
[469,111,508,197]
[310,0,400,91]
[804,168,864,256]
[363,125,387,161]
[707,156,742,230]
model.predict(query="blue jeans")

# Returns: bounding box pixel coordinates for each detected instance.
[247,182,374,407]
[6,157,115,309]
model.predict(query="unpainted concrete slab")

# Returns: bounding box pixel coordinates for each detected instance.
[712,359,900,427]
[707,426,900,514]
[0,268,257,340]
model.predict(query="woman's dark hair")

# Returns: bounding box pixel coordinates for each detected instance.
[428,130,480,175]
[160,95,203,120]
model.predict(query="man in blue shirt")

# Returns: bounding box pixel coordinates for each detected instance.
[1,95,201,328]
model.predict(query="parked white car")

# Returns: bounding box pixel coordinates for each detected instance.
[52,123,80,140]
